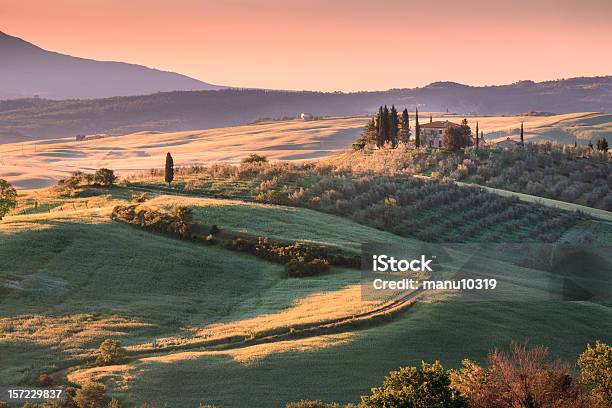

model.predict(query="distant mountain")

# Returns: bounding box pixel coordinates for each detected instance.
[0,31,224,99]
[1,76,610,143]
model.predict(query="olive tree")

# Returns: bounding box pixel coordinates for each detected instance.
[0,179,17,220]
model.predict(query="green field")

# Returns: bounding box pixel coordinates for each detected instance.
[1,174,611,407]
[117,299,611,407]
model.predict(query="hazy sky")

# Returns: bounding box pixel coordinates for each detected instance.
[3,0,612,91]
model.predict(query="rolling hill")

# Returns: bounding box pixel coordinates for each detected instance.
[1,112,610,190]
[1,179,610,407]
[0,31,223,100]
[0,74,610,143]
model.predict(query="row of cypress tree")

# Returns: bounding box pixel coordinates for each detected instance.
[361,105,421,148]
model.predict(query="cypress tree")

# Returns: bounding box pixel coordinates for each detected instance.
[389,105,399,148]
[165,152,174,186]
[382,105,390,147]
[376,106,385,148]
[520,122,524,146]
[399,108,410,145]
[362,116,377,146]
[475,121,479,150]
[430,115,433,123]
[415,107,421,148]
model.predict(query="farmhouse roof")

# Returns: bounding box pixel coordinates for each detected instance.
[420,120,461,129]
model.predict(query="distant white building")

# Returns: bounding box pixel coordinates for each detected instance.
[494,137,522,149]
[299,112,315,121]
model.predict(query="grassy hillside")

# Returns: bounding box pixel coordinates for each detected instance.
[1,153,610,407]
[0,188,418,387]
[101,299,611,407]
[143,196,422,253]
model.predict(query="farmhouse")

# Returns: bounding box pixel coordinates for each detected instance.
[420,120,461,148]
[494,137,522,149]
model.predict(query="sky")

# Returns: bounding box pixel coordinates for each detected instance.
[2,0,612,91]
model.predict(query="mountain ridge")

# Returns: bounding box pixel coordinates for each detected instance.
[0,31,224,99]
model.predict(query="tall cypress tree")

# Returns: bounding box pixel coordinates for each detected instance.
[389,105,398,148]
[430,115,433,123]
[376,106,385,148]
[414,107,421,148]
[382,105,390,147]
[165,152,174,187]
[399,108,410,145]
[475,121,479,150]
[520,122,524,146]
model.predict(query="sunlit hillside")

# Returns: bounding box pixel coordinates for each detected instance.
[1,112,610,190]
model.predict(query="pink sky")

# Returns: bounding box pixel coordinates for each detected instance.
[3,0,612,91]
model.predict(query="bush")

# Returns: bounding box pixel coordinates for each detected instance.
[452,342,591,408]
[74,382,108,408]
[94,168,117,187]
[108,398,122,408]
[352,139,366,150]
[361,361,466,407]
[578,340,611,405]
[241,153,268,164]
[131,192,147,203]
[37,372,53,386]
[285,258,330,277]
[112,205,191,239]
[96,339,126,366]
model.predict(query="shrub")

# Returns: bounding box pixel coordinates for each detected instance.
[131,192,147,203]
[94,168,117,187]
[578,340,612,405]
[170,205,193,225]
[361,361,466,407]
[285,258,330,277]
[112,205,192,239]
[352,139,366,150]
[452,342,590,408]
[74,382,108,408]
[241,153,268,164]
[37,372,53,386]
[108,398,122,408]
[96,339,126,365]
[431,171,443,182]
